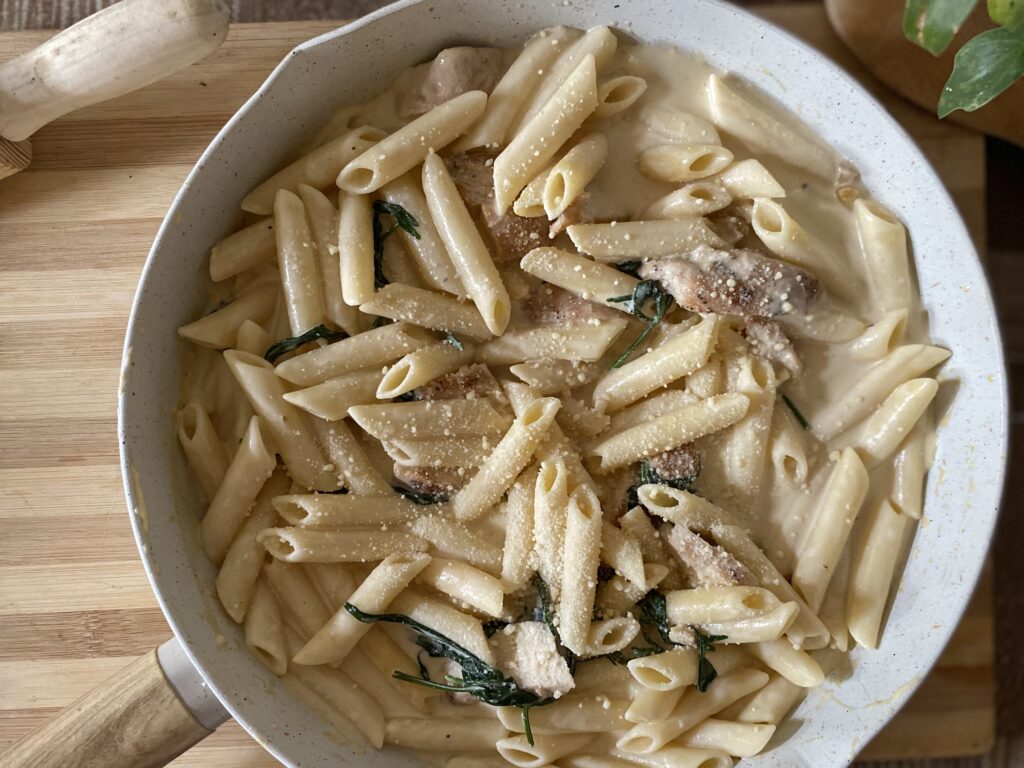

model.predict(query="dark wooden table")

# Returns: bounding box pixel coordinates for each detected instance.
[0,2,1020,768]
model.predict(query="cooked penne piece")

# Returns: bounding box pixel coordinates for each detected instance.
[273,493,423,528]
[349,399,511,441]
[376,340,475,399]
[216,471,290,622]
[410,514,504,574]
[177,283,277,350]
[360,283,493,341]
[274,322,435,386]
[792,448,869,611]
[666,586,784,626]
[643,181,732,219]
[275,189,323,334]
[710,158,785,199]
[591,393,749,472]
[308,416,392,495]
[384,435,493,468]
[592,75,648,120]
[497,695,629,734]
[747,639,825,688]
[298,184,360,334]
[497,733,592,768]
[417,556,505,616]
[850,309,908,360]
[259,527,429,563]
[337,190,375,306]
[455,26,581,151]
[281,369,381,421]
[454,396,560,520]
[494,53,600,214]
[676,719,775,758]
[812,344,950,441]
[847,498,912,649]
[337,90,487,194]
[210,218,276,282]
[511,25,616,134]
[627,648,698,691]
[176,401,229,501]
[422,151,511,335]
[521,246,639,309]
[245,579,288,675]
[850,377,938,468]
[593,315,719,411]
[294,552,431,664]
[707,73,832,178]
[558,485,604,654]
[479,320,628,365]
[615,668,769,754]
[855,198,912,313]
[638,143,734,183]
[242,125,385,214]
[567,219,725,260]
[223,351,338,491]
[543,133,609,218]
[641,105,721,144]
[379,172,464,295]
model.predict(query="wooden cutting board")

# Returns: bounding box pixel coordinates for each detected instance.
[0,6,993,765]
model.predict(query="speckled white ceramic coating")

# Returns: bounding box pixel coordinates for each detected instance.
[118,1,1008,766]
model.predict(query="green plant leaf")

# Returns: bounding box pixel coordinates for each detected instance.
[904,0,979,55]
[938,25,1024,115]
[989,0,1024,28]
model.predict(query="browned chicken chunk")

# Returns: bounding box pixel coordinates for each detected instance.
[666,524,755,588]
[706,210,751,247]
[743,317,802,377]
[638,245,820,318]
[447,146,499,206]
[549,195,593,237]
[446,148,554,265]
[395,47,504,119]
[647,443,701,484]
[412,363,505,402]
[523,284,616,326]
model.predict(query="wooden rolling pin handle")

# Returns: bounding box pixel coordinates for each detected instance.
[0,0,230,142]
[1,649,212,768]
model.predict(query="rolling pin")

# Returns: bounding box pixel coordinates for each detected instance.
[0,0,230,180]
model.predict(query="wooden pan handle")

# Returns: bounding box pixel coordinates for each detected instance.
[1,649,212,768]
[0,0,230,142]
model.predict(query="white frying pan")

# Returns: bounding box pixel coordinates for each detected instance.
[1,1,1007,766]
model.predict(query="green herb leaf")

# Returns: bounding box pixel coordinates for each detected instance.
[781,394,811,431]
[392,485,449,505]
[693,627,728,692]
[636,590,674,645]
[607,280,674,369]
[345,602,552,745]
[264,324,348,363]
[614,260,643,278]
[532,575,577,673]
[938,24,1024,115]
[904,0,978,55]
[989,0,1024,28]
[371,201,421,290]
[443,332,465,351]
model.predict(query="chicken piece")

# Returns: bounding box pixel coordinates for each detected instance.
[393,464,473,497]
[743,318,802,377]
[639,245,820,318]
[413,363,505,403]
[647,443,701,485]
[523,284,616,326]
[489,621,575,699]
[395,47,504,119]
[447,147,500,206]
[665,524,755,588]
[446,147,555,265]
[706,210,750,247]
[482,208,552,265]
[549,195,593,237]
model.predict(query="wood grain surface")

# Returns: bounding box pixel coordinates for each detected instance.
[0,5,1002,768]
